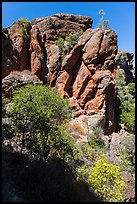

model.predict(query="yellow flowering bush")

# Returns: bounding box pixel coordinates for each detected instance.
[88,154,126,202]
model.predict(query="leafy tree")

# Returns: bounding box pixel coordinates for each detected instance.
[8,84,76,162]
[88,154,126,202]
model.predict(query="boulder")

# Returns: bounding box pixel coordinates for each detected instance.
[2,71,42,98]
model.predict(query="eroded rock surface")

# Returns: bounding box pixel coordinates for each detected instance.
[2,71,42,98]
[2,13,134,131]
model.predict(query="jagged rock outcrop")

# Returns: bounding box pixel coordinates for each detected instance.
[2,71,42,98]
[2,13,134,131]
[2,20,32,78]
[2,29,19,78]
[31,13,93,44]
[29,25,48,82]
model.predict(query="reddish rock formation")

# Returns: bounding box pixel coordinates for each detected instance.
[2,13,135,132]
[55,70,73,98]
[7,20,31,71]
[73,62,92,99]
[29,25,48,82]
[31,13,93,44]
[2,30,19,78]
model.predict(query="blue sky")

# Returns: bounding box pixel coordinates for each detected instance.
[2,2,135,66]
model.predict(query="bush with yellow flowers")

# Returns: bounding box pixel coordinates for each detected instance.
[88,154,126,202]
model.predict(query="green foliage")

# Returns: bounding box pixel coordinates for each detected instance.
[80,142,97,162]
[46,124,82,168]
[115,70,135,133]
[65,30,84,51]
[119,134,135,171]
[76,164,88,182]
[120,102,135,133]
[104,64,108,70]
[88,154,126,202]
[21,27,29,38]
[88,126,105,150]
[19,18,30,38]
[115,53,128,65]
[55,30,83,53]
[2,122,15,141]
[55,37,64,50]
[127,83,135,98]
[19,18,29,24]
[115,69,126,88]
[8,84,74,161]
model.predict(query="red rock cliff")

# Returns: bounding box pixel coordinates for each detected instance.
[2,13,134,132]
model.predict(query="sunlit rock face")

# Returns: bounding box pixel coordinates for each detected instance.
[3,13,134,131]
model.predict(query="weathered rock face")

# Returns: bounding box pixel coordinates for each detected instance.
[29,25,48,82]
[2,71,42,98]
[2,21,31,77]
[31,13,93,43]
[2,29,19,78]
[3,13,134,131]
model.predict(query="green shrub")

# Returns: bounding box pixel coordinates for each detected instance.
[19,18,30,38]
[76,164,88,182]
[80,142,97,162]
[55,37,64,50]
[103,20,110,30]
[46,124,82,168]
[88,154,126,202]
[127,83,135,98]
[21,27,29,38]
[115,69,126,88]
[88,126,105,150]
[119,134,135,171]
[120,100,135,133]
[65,30,84,51]
[115,70,135,133]
[19,17,29,24]
[8,84,72,159]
